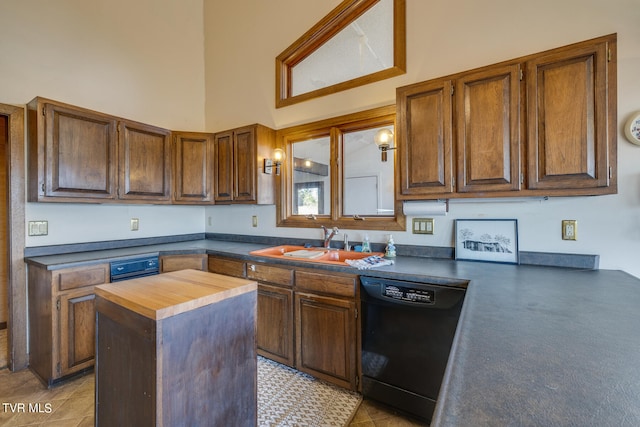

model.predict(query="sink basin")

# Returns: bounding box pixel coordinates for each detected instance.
[249,245,384,265]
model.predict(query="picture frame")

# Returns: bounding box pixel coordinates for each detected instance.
[455,219,519,264]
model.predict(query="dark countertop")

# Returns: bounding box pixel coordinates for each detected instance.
[24,239,640,425]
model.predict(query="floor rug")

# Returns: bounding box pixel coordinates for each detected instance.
[258,356,362,427]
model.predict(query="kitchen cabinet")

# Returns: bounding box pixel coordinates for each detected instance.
[27,98,118,202]
[247,262,295,366]
[294,270,358,391]
[526,37,615,194]
[118,120,172,202]
[397,78,453,197]
[173,131,214,204]
[208,255,360,391]
[28,262,109,386]
[397,62,521,198]
[208,255,247,278]
[213,124,275,204]
[455,64,521,194]
[396,33,616,200]
[27,97,173,204]
[159,254,207,273]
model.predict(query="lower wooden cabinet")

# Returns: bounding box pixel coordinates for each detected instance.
[208,255,361,391]
[247,262,295,367]
[159,253,207,273]
[257,283,294,366]
[58,291,96,377]
[295,292,357,390]
[28,263,109,386]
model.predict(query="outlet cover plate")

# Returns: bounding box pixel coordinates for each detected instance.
[562,220,577,240]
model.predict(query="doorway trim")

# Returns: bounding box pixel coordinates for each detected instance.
[1,103,26,371]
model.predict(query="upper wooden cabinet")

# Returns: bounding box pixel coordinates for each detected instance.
[27,99,118,201]
[28,97,173,204]
[396,34,616,200]
[455,63,522,194]
[397,78,453,197]
[118,120,172,202]
[213,124,275,204]
[526,39,614,193]
[173,131,214,204]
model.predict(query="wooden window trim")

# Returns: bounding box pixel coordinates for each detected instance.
[275,0,406,108]
[276,105,405,231]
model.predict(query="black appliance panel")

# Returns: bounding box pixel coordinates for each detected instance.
[360,276,465,422]
[110,256,160,282]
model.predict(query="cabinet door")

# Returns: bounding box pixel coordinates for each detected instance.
[160,254,207,273]
[42,102,118,200]
[118,120,172,202]
[208,256,246,278]
[456,64,521,193]
[214,130,234,203]
[233,126,257,202]
[173,132,214,204]
[59,290,96,376]
[295,292,357,390]
[397,79,453,198]
[258,284,294,366]
[527,40,612,191]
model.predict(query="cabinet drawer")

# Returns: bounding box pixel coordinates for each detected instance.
[208,256,246,278]
[294,271,356,298]
[56,265,109,291]
[247,263,293,287]
[160,254,207,273]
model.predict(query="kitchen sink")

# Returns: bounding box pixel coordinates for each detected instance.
[249,245,384,265]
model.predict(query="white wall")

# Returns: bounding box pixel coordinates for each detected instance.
[204,0,640,277]
[0,0,207,246]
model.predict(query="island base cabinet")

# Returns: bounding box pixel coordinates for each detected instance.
[95,292,257,427]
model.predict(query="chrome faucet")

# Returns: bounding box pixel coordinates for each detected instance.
[321,226,339,248]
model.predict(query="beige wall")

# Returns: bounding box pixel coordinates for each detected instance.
[0,0,207,246]
[203,0,640,278]
[1,0,639,278]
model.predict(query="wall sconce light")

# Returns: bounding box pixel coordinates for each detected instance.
[264,148,285,175]
[374,128,395,162]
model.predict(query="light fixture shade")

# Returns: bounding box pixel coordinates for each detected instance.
[374,128,394,148]
[273,148,285,161]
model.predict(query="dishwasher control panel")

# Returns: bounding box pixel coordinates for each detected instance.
[383,284,435,304]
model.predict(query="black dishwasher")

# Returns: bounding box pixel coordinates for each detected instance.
[360,276,466,422]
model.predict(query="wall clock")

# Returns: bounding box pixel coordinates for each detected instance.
[624,111,640,145]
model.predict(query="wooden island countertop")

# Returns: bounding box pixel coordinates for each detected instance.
[94,268,257,320]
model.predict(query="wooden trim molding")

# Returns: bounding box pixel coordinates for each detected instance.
[0,103,27,371]
[276,0,406,108]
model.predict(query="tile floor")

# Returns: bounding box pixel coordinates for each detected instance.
[0,329,426,426]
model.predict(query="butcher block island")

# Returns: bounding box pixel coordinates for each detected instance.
[94,269,258,427]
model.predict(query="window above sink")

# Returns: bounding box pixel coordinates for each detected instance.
[276,105,405,231]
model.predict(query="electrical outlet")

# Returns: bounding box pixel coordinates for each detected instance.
[131,218,139,231]
[412,218,434,234]
[562,220,577,240]
[28,220,48,236]
[252,215,258,227]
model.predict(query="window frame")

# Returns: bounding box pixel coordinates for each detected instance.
[276,105,405,231]
[275,0,406,108]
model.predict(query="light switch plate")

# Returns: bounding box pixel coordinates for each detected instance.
[131,218,139,231]
[412,218,434,234]
[562,220,577,240]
